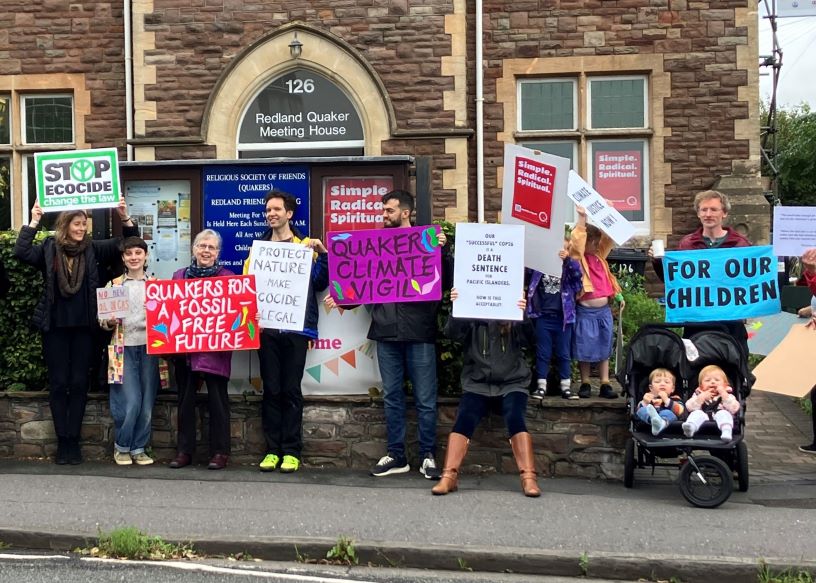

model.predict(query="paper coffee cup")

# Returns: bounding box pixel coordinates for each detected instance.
[651,239,665,257]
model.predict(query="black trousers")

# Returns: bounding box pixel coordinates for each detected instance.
[174,359,231,457]
[810,387,816,446]
[43,327,94,440]
[257,332,309,457]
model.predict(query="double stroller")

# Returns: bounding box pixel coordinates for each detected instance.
[617,324,754,508]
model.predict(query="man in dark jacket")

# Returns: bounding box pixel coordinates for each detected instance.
[368,190,450,479]
[247,190,329,474]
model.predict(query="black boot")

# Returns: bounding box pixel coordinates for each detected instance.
[55,438,69,465]
[67,438,83,465]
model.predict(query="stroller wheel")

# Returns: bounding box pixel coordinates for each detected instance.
[678,455,733,508]
[624,438,636,488]
[736,441,749,492]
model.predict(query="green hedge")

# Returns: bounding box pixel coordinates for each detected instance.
[0,231,47,391]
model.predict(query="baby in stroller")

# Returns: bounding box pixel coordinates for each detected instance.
[682,364,740,442]
[634,368,685,436]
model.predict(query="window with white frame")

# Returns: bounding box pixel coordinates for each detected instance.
[0,92,75,228]
[517,75,650,227]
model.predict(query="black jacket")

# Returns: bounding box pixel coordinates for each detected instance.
[14,224,139,332]
[367,243,453,343]
[444,316,534,397]
[0,258,9,299]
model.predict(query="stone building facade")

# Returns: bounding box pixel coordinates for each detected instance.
[1,1,767,243]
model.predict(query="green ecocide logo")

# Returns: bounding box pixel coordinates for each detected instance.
[70,158,96,182]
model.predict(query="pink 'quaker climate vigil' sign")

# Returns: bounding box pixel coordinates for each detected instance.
[328,225,443,305]
[145,275,260,354]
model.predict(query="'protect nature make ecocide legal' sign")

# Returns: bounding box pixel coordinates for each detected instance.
[35,148,120,212]
[248,240,313,332]
[145,275,260,354]
[327,225,443,305]
[663,246,781,323]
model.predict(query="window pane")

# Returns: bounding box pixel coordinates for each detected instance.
[0,157,10,230]
[521,141,576,169]
[520,81,575,130]
[24,96,73,144]
[0,96,9,144]
[590,78,645,129]
[25,155,55,230]
[591,140,647,223]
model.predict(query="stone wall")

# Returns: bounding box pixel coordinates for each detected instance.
[0,391,628,480]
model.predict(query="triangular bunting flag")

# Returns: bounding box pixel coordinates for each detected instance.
[340,350,356,368]
[306,365,321,383]
[325,358,340,376]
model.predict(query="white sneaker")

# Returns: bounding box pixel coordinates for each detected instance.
[419,453,441,480]
[651,416,669,436]
[114,451,133,466]
[682,421,696,438]
[131,452,154,466]
[720,427,733,442]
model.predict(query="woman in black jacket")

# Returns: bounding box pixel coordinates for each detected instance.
[14,200,138,464]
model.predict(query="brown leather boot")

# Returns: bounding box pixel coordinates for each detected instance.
[432,433,469,495]
[509,432,541,497]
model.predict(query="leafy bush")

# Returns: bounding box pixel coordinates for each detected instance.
[0,231,47,390]
[434,220,463,396]
[615,267,665,348]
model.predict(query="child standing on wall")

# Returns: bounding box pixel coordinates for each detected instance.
[527,238,584,400]
[570,205,623,399]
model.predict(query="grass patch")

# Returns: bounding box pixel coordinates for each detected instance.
[326,535,358,566]
[79,527,196,560]
[758,561,814,583]
[797,396,813,417]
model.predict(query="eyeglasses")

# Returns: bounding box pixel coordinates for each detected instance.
[195,243,219,251]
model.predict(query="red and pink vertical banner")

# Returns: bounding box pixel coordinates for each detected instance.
[593,148,643,213]
[327,225,442,305]
[145,275,260,354]
[322,176,393,236]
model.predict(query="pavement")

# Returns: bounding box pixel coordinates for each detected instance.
[0,390,815,583]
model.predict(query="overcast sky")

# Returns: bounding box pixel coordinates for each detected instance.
[758,5,816,109]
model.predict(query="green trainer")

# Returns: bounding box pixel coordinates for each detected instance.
[279,455,300,473]
[259,453,280,472]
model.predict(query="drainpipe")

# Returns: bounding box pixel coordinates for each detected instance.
[124,0,134,161]
[476,0,485,223]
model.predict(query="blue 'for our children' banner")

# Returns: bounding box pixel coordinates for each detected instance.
[664,245,781,323]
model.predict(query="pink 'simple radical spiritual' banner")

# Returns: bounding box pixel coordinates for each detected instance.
[328,225,442,305]
[145,275,260,354]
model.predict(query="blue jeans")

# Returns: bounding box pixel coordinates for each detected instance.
[533,317,573,380]
[376,341,438,459]
[110,345,160,454]
[635,405,678,425]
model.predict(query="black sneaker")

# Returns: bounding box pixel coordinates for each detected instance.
[371,453,410,477]
[599,383,618,399]
[577,383,592,398]
[799,444,816,455]
[561,388,579,400]
[531,388,547,401]
[419,453,441,480]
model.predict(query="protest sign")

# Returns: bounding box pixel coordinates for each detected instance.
[452,223,525,321]
[752,324,816,398]
[248,240,313,332]
[501,144,571,276]
[566,171,636,246]
[328,225,442,305]
[96,286,129,320]
[145,275,260,354]
[663,246,781,323]
[772,206,816,257]
[35,148,120,212]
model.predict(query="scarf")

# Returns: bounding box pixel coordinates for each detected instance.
[55,237,90,298]
[185,260,221,279]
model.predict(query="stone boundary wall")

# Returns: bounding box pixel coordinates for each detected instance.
[0,392,628,480]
